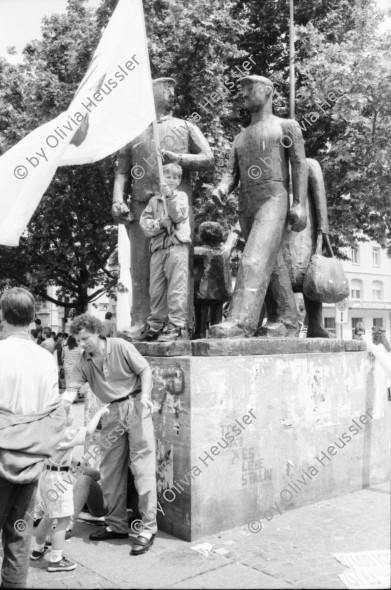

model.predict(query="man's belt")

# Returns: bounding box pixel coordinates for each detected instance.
[46,465,70,472]
[110,390,141,404]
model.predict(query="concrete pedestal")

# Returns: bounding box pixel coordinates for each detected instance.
[85,338,390,541]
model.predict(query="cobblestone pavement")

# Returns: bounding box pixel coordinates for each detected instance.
[196,481,390,590]
[1,481,389,589]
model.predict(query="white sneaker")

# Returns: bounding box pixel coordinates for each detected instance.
[47,555,76,572]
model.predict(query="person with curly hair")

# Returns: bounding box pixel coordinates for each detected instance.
[62,313,157,556]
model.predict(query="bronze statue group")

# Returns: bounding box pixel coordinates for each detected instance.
[114,75,333,344]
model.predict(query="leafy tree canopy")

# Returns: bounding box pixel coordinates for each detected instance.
[0,0,117,311]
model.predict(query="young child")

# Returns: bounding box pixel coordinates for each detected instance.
[194,222,239,339]
[138,163,191,342]
[30,403,109,572]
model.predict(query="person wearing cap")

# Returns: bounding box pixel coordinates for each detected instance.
[210,75,308,338]
[112,77,214,337]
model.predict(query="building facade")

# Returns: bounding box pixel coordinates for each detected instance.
[34,285,117,333]
[31,240,391,341]
[322,241,391,340]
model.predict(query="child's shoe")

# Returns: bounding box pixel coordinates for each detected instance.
[48,555,76,572]
[30,545,49,560]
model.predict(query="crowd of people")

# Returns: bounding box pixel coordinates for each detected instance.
[29,317,106,400]
[0,289,156,588]
[3,286,389,589]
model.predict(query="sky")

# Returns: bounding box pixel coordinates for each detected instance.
[0,0,101,60]
[0,0,390,62]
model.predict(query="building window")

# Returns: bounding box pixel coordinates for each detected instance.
[352,318,364,339]
[372,281,383,301]
[373,318,383,329]
[351,247,360,264]
[324,318,336,336]
[350,279,362,300]
[372,247,380,267]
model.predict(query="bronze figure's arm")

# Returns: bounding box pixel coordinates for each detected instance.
[164,122,214,171]
[182,122,214,170]
[286,120,307,232]
[112,144,134,223]
[307,158,329,235]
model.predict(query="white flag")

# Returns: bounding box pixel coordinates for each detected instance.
[0,0,155,246]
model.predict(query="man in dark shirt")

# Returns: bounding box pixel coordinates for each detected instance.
[62,313,156,555]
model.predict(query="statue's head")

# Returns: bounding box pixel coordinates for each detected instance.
[199,221,224,246]
[241,75,273,112]
[153,77,176,115]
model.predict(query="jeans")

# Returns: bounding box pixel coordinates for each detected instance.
[148,244,189,330]
[0,477,38,588]
[99,396,157,534]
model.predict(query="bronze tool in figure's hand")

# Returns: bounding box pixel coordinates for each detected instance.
[288,203,307,232]
[210,186,228,208]
[111,201,135,224]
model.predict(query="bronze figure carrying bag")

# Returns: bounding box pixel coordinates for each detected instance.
[303,233,349,303]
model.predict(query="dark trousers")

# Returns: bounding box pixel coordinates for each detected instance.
[194,300,223,339]
[0,477,38,589]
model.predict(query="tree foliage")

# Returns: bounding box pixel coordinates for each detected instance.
[97,0,391,253]
[293,4,391,255]
[0,0,117,311]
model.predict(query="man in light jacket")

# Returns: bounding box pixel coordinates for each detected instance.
[0,288,66,589]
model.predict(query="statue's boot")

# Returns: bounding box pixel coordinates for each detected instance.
[208,321,247,339]
[304,296,332,338]
[117,321,145,341]
[257,321,299,338]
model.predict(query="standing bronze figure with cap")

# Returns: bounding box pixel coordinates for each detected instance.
[112,77,214,337]
[210,75,308,338]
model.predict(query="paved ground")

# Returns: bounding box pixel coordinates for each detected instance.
[1,404,389,589]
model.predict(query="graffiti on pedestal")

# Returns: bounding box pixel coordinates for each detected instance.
[152,365,185,420]
[311,368,326,407]
[152,364,187,499]
[156,439,174,495]
[241,447,273,486]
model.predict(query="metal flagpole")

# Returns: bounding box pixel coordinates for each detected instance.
[288,0,295,209]
[289,0,295,119]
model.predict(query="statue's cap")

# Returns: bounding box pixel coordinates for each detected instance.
[241,75,273,89]
[153,77,176,87]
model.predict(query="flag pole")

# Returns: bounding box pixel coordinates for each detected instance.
[138,0,167,214]
[289,0,295,119]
